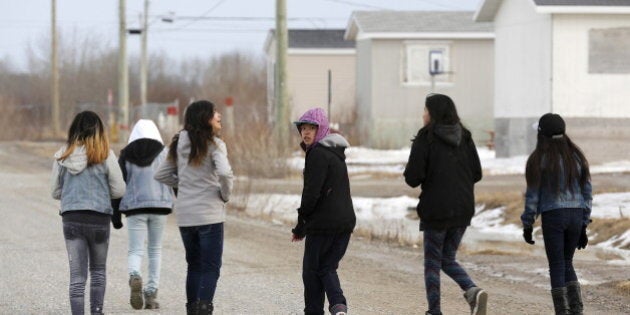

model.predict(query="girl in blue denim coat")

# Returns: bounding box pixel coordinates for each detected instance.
[51,111,126,315]
[112,119,174,310]
[521,113,592,315]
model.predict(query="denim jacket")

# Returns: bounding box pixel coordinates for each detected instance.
[521,166,592,228]
[51,146,126,215]
[119,149,174,211]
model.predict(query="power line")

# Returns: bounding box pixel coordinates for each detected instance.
[323,0,390,10]
[167,0,226,31]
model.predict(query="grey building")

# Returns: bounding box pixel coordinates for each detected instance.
[264,29,356,128]
[345,11,495,149]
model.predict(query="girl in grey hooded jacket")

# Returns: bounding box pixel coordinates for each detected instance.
[154,100,233,315]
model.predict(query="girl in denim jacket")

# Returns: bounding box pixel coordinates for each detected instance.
[51,111,126,315]
[112,119,174,310]
[521,113,592,315]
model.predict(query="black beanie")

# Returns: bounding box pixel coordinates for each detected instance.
[538,113,565,137]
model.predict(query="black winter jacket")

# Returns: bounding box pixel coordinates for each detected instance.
[292,134,356,237]
[404,123,482,230]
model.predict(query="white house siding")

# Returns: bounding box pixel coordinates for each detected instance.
[359,38,494,149]
[355,39,374,146]
[492,0,553,157]
[552,14,630,117]
[551,14,630,164]
[286,54,356,124]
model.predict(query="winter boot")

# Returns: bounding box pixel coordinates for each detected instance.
[464,286,488,315]
[144,289,160,309]
[198,300,213,315]
[566,281,584,315]
[186,301,198,315]
[129,275,143,310]
[551,287,571,315]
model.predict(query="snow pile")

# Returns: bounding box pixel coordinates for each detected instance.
[231,192,630,263]
[288,146,630,176]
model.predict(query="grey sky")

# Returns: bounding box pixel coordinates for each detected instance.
[0,0,481,70]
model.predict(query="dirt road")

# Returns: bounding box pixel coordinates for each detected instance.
[1,142,628,314]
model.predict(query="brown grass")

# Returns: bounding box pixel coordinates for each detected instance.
[615,280,630,297]
[589,218,630,250]
[223,121,296,179]
[476,191,525,226]
[474,191,630,250]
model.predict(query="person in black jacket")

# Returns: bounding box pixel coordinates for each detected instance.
[291,107,356,315]
[404,94,487,315]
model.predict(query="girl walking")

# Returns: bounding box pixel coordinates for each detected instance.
[291,107,356,315]
[404,94,487,315]
[112,119,174,310]
[155,100,233,315]
[51,111,126,315]
[521,113,592,315]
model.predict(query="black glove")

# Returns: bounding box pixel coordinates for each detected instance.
[577,225,588,250]
[523,226,535,245]
[111,211,123,230]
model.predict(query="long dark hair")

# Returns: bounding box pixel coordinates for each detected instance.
[525,133,590,193]
[168,100,217,166]
[58,111,109,165]
[418,93,466,141]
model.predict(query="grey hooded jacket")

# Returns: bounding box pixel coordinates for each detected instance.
[51,146,126,214]
[154,131,233,227]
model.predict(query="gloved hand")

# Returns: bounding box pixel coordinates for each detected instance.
[523,226,535,245]
[577,225,588,250]
[111,212,123,229]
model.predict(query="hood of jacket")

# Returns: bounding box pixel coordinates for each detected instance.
[433,123,463,146]
[294,108,330,150]
[317,133,349,160]
[128,119,163,144]
[121,138,164,167]
[54,145,88,175]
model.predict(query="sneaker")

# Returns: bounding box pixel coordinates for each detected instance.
[464,287,488,315]
[330,303,348,315]
[129,275,143,310]
[144,289,160,309]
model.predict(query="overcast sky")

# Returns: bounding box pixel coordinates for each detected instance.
[0,0,481,70]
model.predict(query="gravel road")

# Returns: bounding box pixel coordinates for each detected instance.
[1,142,628,314]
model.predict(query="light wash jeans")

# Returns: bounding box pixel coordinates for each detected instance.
[127,214,167,293]
[63,221,110,315]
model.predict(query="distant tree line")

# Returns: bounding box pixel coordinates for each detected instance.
[0,31,267,140]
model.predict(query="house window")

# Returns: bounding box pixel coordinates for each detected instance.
[403,42,451,84]
[589,27,630,74]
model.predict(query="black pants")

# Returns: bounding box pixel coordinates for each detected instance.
[302,232,351,315]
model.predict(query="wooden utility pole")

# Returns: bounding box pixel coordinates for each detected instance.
[140,0,149,106]
[51,0,60,136]
[118,0,129,137]
[275,0,289,148]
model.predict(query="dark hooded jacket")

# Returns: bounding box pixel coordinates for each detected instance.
[292,133,356,237]
[404,123,482,230]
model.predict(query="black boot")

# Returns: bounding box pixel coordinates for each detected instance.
[186,301,198,315]
[551,287,571,315]
[198,300,213,315]
[566,281,584,315]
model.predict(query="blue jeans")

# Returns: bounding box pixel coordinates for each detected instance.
[302,233,351,315]
[541,208,582,289]
[423,227,476,314]
[179,223,224,303]
[63,221,110,315]
[127,214,167,293]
